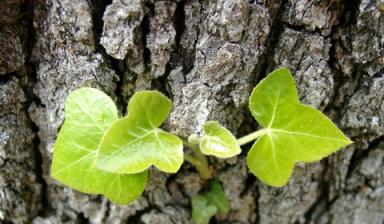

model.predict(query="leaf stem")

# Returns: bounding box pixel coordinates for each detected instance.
[182,136,212,180]
[237,129,267,146]
[182,138,194,149]
[184,153,212,180]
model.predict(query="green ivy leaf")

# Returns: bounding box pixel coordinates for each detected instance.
[191,180,229,224]
[96,91,183,174]
[200,121,241,158]
[247,68,352,187]
[202,180,230,214]
[191,195,218,224]
[51,87,148,204]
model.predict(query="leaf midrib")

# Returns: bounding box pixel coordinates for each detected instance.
[54,151,96,175]
[270,128,349,143]
[265,132,280,177]
[267,88,281,128]
[72,101,105,132]
[98,128,158,166]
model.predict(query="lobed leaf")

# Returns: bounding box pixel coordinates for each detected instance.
[200,121,241,158]
[96,91,183,174]
[202,180,230,214]
[51,87,148,204]
[247,68,352,187]
[191,195,218,224]
[191,180,229,224]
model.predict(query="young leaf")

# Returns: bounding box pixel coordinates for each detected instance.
[51,87,148,204]
[202,180,230,214]
[96,91,183,174]
[247,68,352,187]
[191,180,229,224]
[191,195,218,224]
[200,121,241,158]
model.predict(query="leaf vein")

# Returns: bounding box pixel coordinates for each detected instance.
[271,129,348,143]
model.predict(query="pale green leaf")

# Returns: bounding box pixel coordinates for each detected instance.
[96,91,183,174]
[51,87,148,204]
[200,121,241,158]
[247,68,352,187]
[191,195,218,224]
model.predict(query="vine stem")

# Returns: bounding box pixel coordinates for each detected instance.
[181,138,194,149]
[182,136,212,180]
[237,129,267,146]
[182,129,267,179]
[184,153,212,179]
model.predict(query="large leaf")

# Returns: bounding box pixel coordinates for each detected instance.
[96,91,183,174]
[200,121,241,158]
[51,87,148,204]
[247,68,352,187]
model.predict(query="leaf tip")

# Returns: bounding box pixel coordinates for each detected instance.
[275,66,291,74]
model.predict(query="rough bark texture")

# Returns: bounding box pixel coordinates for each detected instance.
[0,0,383,223]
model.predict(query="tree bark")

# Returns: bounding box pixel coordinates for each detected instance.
[0,0,383,223]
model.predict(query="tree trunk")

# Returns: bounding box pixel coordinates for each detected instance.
[1,0,383,223]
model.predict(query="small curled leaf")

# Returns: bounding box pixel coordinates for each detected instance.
[200,121,241,158]
[96,91,183,174]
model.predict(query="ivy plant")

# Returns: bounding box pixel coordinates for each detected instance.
[191,180,229,224]
[95,91,183,174]
[51,88,147,204]
[243,68,352,186]
[51,67,352,219]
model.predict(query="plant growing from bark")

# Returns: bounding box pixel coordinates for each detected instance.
[50,67,352,223]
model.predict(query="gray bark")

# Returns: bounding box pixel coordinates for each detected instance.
[0,0,383,223]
